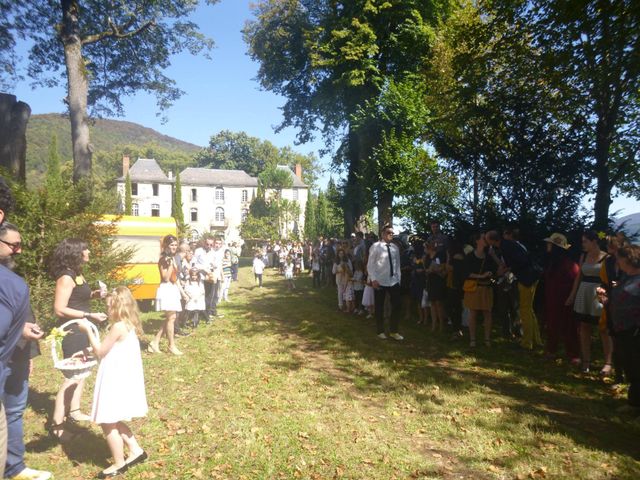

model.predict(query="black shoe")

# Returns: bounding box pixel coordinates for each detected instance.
[126,451,148,468]
[175,330,191,337]
[96,464,128,478]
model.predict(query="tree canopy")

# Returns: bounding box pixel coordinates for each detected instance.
[195,130,321,187]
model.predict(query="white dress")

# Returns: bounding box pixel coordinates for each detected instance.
[362,285,375,307]
[91,329,148,424]
[155,281,182,312]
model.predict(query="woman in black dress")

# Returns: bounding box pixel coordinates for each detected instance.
[49,238,107,440]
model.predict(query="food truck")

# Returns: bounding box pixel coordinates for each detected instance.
[98,215,177,302]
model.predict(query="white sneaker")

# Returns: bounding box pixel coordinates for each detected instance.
[389,333,404,341]
[377,333,387,339]
[12,468,53,480]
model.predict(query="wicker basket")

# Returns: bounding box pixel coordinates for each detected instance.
[51,320,99,380]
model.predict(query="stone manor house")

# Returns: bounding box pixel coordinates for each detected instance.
[116,156,308,242]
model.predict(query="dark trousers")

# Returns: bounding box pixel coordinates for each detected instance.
[446,288,463,331]
[231,264,239,281]
[204,280,219,316]
[494,285,519,337]
[374,283,401,335]
[255,273,263,287]
[3,357,29,477]
[188,310,206,327]
[618,328,640,407]
[312,270,321,288]
[355,289,363,310]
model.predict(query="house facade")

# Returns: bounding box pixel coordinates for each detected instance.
[116,156,308,242]
[116,157,173,218]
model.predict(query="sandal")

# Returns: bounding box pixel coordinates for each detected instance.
[599,364,613,377]
[68,409,91,422]
[147,342,160,354]
[46,421,78,443]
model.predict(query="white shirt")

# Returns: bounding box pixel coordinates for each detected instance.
[253,258,265,274]
[367,241,401,287]
[194,246,225,281]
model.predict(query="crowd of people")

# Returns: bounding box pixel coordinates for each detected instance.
[254,222,640,413]
[0,168,638,479]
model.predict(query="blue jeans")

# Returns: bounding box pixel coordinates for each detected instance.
[3,358,29,478]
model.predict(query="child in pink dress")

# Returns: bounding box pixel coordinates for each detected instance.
[78,287,148,478]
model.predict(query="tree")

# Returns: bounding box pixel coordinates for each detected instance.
[259,166,293,198]
[244,0,451,233]
[172,170,184,234]
[489,0,640,230]
[424,1,588,239]
[196,130,321,186]
[10,0,216,189]
[123,173,132,215]
[303,189,317,240]
[7,166,132,329]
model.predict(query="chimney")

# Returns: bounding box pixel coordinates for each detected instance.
[122,155,130,177]
[295,163,303,181]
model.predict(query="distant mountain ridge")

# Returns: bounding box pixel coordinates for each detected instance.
[26,113,202,174]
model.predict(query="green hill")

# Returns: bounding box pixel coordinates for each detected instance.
[26,113,203,184]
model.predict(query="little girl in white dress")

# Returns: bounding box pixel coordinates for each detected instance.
[79,286,148,479]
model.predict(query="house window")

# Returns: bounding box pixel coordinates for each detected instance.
[293,188,298,201]
[190,208,198,222]
[131,183,138,196]
[215,187,224,202]
[132,203,139,216]
[241,209,249,222]
[151,204,160,217]
[215,207,225,222]
[152,184,159,196]
[242,189,248,202]
[191,188,197,201]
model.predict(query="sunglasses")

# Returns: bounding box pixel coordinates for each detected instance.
[0,238,21,253]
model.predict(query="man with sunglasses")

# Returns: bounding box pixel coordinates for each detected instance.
[0,223,50,480]
[0,179,40,478]
[367,224,404,340]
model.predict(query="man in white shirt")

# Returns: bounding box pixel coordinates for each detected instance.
[367,224,403,340]
[193,237,225,321]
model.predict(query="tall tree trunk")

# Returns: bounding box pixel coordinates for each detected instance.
[377,190,393,231]
[592,131,613,231]
[61,0,92,186]
[343,125,363,236]
[0,93,30,184]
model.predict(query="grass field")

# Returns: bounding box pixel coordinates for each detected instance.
[25,263,640,479]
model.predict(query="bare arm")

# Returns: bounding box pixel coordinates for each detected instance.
[565,255,584,306]
[54,275,107,322]
[79,320,127,360]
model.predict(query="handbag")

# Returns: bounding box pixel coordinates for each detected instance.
[463,279,478,292]
[463,256,487,293]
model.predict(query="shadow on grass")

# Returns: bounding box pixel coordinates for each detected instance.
[224,271,640,465]
[26,386,111,467]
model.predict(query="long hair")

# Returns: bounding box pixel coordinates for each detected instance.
[49,238,88,278]
[106,286,142,336]
[160,235,178,256]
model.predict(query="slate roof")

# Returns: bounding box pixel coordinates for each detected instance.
[276,165,307,187]
[119,158,171,182]
[179,168,259,187]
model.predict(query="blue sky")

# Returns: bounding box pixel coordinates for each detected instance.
[7,0,638,216]
[11,0,331,175]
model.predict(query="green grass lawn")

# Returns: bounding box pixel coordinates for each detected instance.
[26,263,640,479]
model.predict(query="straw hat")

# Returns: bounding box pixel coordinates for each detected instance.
[543,233,570,250]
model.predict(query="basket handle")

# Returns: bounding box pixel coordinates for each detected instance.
[59,319,100,338]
